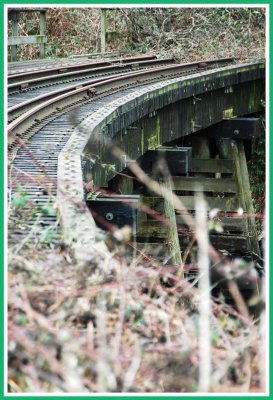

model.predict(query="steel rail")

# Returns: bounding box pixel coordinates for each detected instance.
[8,58,174,94]
[8,62,178,122]
[8,75,113,122]
[8,57,235,146]
[8,55,158,81]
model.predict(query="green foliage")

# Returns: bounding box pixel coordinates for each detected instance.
[31,204,56,219]
[11,189,29,209]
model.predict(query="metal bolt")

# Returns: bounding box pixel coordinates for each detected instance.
[106,212,114,221]
[234,129,240,136]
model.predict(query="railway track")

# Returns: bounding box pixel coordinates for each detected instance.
[8,55,265,273]
[8,57,234,150]
[7,54,156,76]
[8,56,175,108]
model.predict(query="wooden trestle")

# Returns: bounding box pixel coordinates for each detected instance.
[87,130,261,267]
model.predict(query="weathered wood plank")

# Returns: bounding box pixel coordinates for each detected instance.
[191,158,234,174]
[8,35,47,45]
[136,242,166,251]
[176,215,245,232]
[139,215,245,236]
[172,177,238,193]
[177,196,241,212]
[138,232,251,253]
[179,234,251,253]
[138,221,167,238]
[136,236,165,243]
[141,195,241,212]
[209,235,251,252]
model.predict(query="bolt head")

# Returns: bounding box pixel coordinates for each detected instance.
[106,212,114,221]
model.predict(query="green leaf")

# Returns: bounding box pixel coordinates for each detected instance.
[11,195,28,209]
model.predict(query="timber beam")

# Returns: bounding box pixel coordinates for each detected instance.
[86,194,142,234]
[137,147,192,177]
[206,117,262,139]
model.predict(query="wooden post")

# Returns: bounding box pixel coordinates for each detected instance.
[192,137,210,159]
[100,9,106,54]
[10,11,19,62]
[231,140,260,256]
[39,10,46,58]
[162,178,183,268]
[8,8,47,61]
[217,138,249,243]
[217,138,232,159]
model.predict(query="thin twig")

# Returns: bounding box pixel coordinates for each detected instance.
[196,194,211,393]
[122,340,142,392]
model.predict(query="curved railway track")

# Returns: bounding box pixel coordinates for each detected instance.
[7,54,156,76]
[8,57,175,109]
[8,58,234,141]
[8,55,265,274]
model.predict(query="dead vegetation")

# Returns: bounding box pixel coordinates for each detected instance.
[7,6,267,394]
[8,160,266,393]
[8,230,265,393]
[8,7,265,62]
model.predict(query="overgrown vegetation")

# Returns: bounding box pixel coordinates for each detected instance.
[8,7,265,61]
[8,213,265,393]
[8,165,266,393]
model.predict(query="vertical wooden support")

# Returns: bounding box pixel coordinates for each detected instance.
[39,11,46,58]
[217,138,249,248]
[10,11,19,62]
[192,137,210,159]
[216,138,232,182]
[162,178,183,268]
[217,138,232,159]
[231,140,260,256]
[100,9,106,53]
